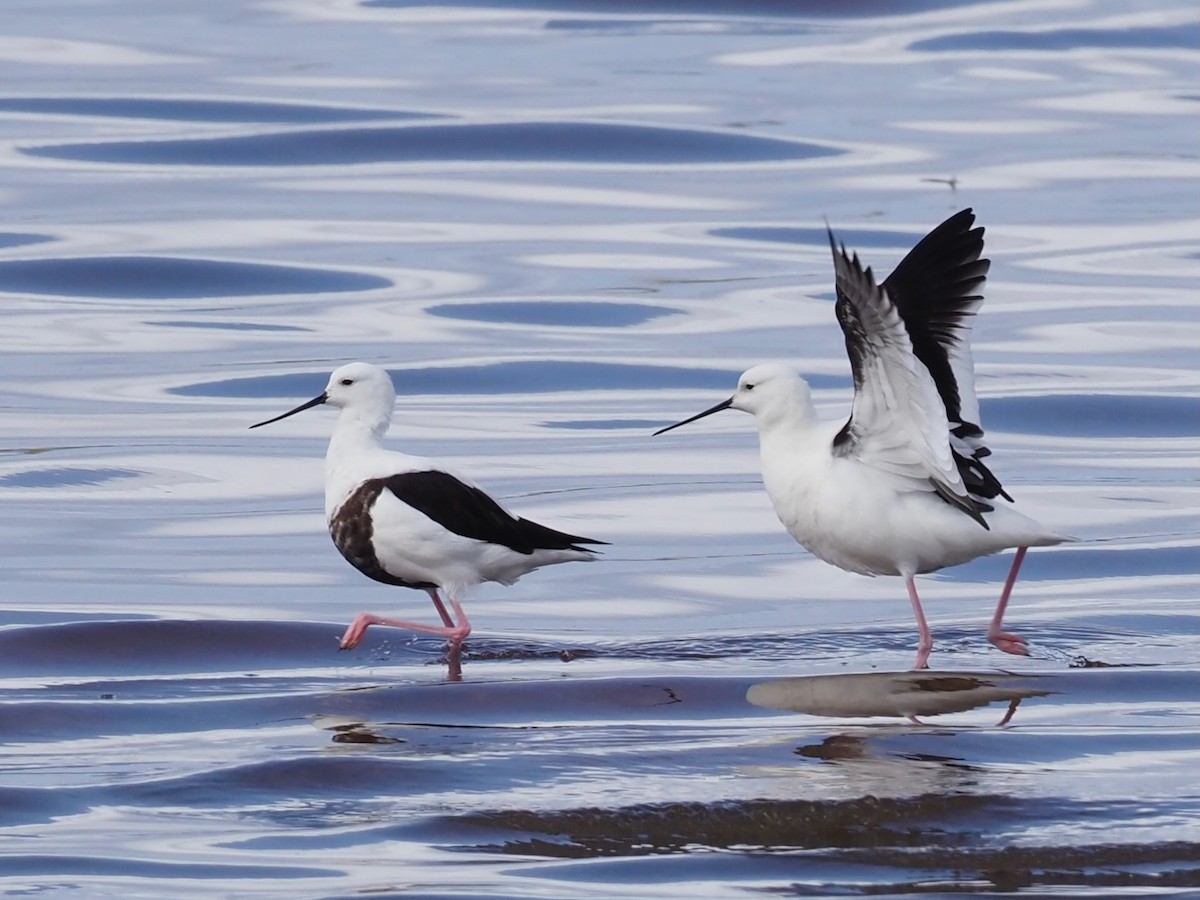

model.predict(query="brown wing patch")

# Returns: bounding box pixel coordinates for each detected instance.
[329,479,435,589]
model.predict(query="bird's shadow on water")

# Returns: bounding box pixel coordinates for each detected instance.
[301,659,1199,896]
[744,670,1055,724]
[317,668,1058,738]
[5,616,1194,895]
[322,620,1192,735]
[344,632,1067,728]
[298,663,1199,895]
[0,616,1170,735]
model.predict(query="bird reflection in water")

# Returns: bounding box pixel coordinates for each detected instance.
[747,669,1055,725]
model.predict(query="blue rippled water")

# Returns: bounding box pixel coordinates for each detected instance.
[26,121,840,167]
[1,0,1197,896]
[0,256,392,298]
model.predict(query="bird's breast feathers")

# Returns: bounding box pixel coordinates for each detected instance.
[760,442,988,576]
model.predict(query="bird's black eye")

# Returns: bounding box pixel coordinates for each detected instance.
[744,383,755,391]
[339,378,353,386]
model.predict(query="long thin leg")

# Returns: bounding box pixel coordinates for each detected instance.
[987,546,1030,657]
[339,590,472,651]
[996,697,1022,727]
[445,596,472,649]
[906,576,933,670]
[445,644,463,682]
[428,588,454,628]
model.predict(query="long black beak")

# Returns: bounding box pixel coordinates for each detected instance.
[249,392,327,429]
[652,397,733,436]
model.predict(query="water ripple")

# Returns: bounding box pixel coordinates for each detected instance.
[3,0,1197,895]
[0,256,390,298]
[0,231,54,251]
[0,95,427,124]
[428,300,679,327]
[25,121,842,167]
[911,23,1200,53]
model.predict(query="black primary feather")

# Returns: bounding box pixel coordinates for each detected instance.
[882,207,989,430]
[879,209,1010,503]
[827,212,1004,522]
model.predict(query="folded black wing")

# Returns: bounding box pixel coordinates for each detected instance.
[385,470,606,555]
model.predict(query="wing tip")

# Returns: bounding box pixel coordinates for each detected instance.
[824,215,840,257]
[571,537,610,550]
[825,217,884,292]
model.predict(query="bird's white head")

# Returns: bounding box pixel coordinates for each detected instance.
[249,361,397,436]
[323,362,396,413]
[654,362,812,437]
[730,363,811,424]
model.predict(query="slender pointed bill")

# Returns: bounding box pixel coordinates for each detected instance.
[652,397,733,436]
[249,392,327,429]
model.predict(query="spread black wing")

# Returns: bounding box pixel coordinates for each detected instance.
[881,208,1009,502]
[827,228,987,526]
[882,208,988,433]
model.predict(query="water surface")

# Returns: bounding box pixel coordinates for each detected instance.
[0,0,1196,896]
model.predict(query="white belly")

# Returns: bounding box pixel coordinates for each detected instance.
[761,451,1055,577]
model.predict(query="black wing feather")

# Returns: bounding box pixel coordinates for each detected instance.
[385,470,606,555]
[830,241,883,453]
[881,207,988,430]
[828,209,1010,520]
[880,209,1010,502]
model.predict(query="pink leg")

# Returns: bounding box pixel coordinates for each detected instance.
[428,588,454,628]
[996,697,1022,727]
[906,576,934,670]
[443,599,471,682]
[445,645,463,683]
[339,589,472,651]
[987,547,1030,657]
[445,596,471,643]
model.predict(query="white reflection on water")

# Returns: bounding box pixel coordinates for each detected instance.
[289,175,751,210]
[0,35,191,66]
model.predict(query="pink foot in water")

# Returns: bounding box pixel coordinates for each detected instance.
[911,642,933,671]
[339,613,381,650]
[987,626,1029,657]
[337,596,472,653]
[445,645,463,682]
[996,698,1022,727]
[987,547,1030,657]
[338,613,470,650]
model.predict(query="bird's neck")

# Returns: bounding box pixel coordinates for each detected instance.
[326,407,390,460]
[755,393,819,439]
[755,399,834,507]
[323,410,392,518]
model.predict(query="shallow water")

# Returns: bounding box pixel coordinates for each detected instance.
[1,0,1198,896]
